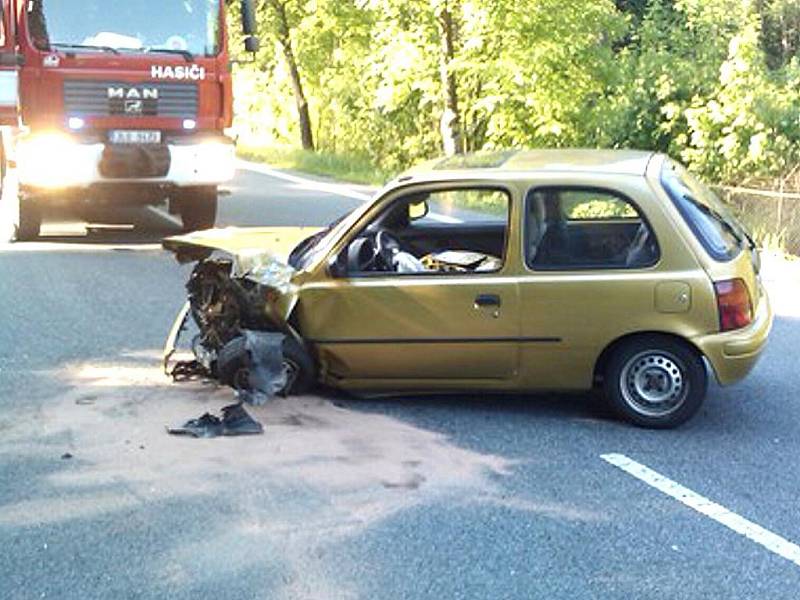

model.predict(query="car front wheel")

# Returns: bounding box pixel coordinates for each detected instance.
[217,335,316,397]
[603,335,708,429]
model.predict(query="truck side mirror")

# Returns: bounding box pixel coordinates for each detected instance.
[241,0,258,36]
[244,36,260,53]
[241,0,259,54]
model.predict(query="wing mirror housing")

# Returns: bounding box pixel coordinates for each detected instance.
[241,0,260,53]
[244,36,260,53]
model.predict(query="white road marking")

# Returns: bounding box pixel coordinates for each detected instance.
[145,205,183,228]
[0,241,163,252]
[601,453,800,567]
[236,159,373,202]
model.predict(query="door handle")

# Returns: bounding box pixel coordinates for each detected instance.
[474,294,501,308]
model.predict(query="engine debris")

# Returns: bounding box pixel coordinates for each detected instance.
[170,360,210,382]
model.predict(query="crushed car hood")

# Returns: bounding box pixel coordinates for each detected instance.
[162,226,321,264]
[163,226,322,325]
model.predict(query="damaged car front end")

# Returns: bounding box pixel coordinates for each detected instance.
[163,227,321,401]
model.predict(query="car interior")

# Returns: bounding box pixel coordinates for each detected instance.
[336,186,658,276]
[527,188,659,269]
[342,188,510,275]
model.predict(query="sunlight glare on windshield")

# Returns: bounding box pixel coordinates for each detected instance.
[28,0,221,56]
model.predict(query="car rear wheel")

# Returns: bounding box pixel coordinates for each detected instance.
[174,185,217,232]
[17,199,41,241]
[603,335,707,429]
[217,335,316,397]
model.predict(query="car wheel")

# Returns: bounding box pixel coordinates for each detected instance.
[603,335,707,429]
[217,335,316,397]
[279,337,317,395]
[175,185,217,232]
[17,200,41,241]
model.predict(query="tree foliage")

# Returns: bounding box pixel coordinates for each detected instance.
[232,0,800,183]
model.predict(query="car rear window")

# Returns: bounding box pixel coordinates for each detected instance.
[660,161,746,262]
[525,187,659,270]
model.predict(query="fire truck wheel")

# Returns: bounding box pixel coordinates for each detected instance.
[176,186,218,232]
[17,200,42,241]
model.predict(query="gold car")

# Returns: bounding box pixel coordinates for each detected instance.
[163,150,772,428]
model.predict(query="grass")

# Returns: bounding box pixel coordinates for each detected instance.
[237,144,395,187]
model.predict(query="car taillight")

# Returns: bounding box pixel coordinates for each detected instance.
[714,278,753,332]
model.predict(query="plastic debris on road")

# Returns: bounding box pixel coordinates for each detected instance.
[167,403,264,438]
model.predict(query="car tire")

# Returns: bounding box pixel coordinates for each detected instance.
[281,337,317,395]
[603,335,707,429]
[17,200,41,241]
[174,186,217,232]
[217,334,316,396]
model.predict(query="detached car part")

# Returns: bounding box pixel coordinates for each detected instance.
[167,404,264,438]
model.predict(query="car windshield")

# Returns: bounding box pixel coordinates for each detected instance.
[661,161,749,262]
[28,0,221,57]
[289,203,375,270]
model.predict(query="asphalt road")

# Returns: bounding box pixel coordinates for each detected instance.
[1,162,800,599]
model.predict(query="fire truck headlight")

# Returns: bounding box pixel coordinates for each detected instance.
[196,140,235,182]
[17,133,86,188]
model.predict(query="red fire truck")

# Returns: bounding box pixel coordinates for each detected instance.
[0,0,259,240]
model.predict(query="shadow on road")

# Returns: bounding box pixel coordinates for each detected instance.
[338,389,614,424]
[20,204,182,247]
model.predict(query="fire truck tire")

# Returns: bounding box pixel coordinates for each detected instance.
[176,186,218,232]
[17,200,42,241]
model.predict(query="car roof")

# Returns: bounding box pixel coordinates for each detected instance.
[400,149,655,179]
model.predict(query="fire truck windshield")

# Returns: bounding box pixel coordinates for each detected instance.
[28,0,222,57]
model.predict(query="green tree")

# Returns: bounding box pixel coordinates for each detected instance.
[682,17,800,181]
[757,0,800,70]
[229,0,800,185]
[267,0,314,150]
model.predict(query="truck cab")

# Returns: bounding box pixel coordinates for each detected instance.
[0,0,258,239]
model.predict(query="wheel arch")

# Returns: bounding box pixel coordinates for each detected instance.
[592,331,711,387]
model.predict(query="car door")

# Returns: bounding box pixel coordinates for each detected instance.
[294,184,521,385]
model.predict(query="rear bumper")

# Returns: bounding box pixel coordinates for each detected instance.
[17,134,235,190]
[692,285,773,385]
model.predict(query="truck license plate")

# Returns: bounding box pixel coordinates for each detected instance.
[108,130,161,144]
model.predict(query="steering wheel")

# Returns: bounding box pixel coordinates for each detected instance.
[347,230,403,272]
[374,230,402,270]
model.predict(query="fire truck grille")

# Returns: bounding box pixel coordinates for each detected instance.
[64,80,198,119]
[99,144,171,178]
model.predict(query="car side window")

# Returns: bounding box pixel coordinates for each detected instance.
[413,189,509,225]
[343,187,511,276]
[526,188,659,270]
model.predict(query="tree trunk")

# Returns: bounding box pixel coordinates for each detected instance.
[270,0,315,151]
[436,3,464,156]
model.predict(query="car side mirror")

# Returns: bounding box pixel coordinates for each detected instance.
[409,200,429,221]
